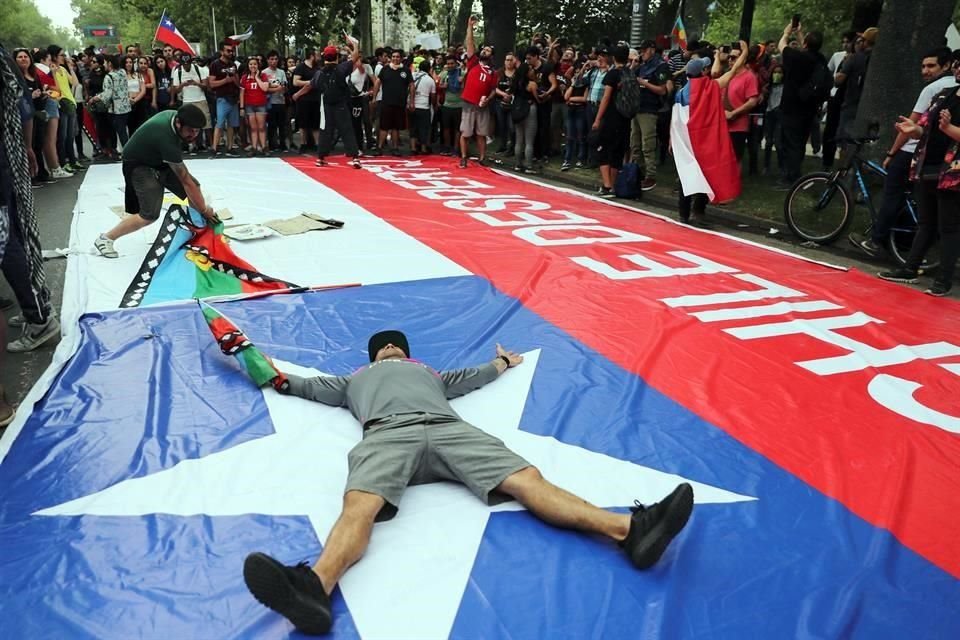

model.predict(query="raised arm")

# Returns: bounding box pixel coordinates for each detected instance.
[283,373,350,406]
[465,15,478,59]
[716,41,748,90]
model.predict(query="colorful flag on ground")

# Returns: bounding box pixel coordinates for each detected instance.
[672,16,688,50]
[154,12,197,56]
[199,299,288,391]
[670,76,741,203]
[226,26,254,46]
[120,204,297,308]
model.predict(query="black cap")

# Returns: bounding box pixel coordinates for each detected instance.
[368,330,410,362]
[177,104,206,128]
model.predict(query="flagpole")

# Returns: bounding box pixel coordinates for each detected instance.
[153,8,167,52]
[212,7,218,55]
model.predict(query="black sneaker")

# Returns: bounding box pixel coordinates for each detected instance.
[391,148,401,157]
[459,157,468,169]
[620,483,694,570]
[243,552,332,635]
[225,149,238,157]
[925,281,952,297]
[598,187,615,199]
[878,268,919,284]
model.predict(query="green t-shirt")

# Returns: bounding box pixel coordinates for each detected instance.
[122,110,184,168]
[440,69,463,109]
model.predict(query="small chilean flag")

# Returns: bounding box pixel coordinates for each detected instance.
[226,26,254,46]
[154,12,196,56]
[670,75,741,203]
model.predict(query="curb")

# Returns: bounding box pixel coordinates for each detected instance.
[526,161,883,265]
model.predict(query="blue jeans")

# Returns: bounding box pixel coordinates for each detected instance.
[216,97,240,130]
[57,104,78,165]
[564,107,587,164]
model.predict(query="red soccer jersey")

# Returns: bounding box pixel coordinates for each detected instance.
[241,72,268,107]
[461,55,498,105]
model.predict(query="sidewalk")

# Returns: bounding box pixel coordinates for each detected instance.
[506,152,878,264]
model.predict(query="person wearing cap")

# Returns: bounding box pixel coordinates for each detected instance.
[241,329,695,635]
[93,104,218,258]
[293,39,362,169]
[629,40,673,191]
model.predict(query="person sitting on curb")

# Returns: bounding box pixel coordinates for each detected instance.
[242,330,695,636]
[94,104,218,258]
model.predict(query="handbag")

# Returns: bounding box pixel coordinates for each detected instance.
[511,97,531,123]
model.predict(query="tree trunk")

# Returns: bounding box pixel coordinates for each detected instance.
[481,0,516,66]
[851,0,884,32]
[356,0,374,54]
[855,0,956,157]
[738,0,755,43]
[451,0,474,46]
[683,0,711,42]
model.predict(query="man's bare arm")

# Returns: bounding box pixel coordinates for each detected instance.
[168,162,215,220]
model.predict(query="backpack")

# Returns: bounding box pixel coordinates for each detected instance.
[615,69,644,118]
[797,59,832,106]
[614,162,641,199]
[312,66,349,105]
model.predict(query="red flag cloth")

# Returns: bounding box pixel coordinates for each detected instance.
[154,14,197,56]
[687,76,740,203]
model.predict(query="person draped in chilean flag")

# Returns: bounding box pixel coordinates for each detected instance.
[669,42,746,227]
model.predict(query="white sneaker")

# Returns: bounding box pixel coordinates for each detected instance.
[50,167,74,179]
[7,317,60,353]
[94,234,119,258]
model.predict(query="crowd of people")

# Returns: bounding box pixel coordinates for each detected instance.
[2,17,959,384]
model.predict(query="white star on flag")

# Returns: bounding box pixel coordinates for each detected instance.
[35,350,754,639]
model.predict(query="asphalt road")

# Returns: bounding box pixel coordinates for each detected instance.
[0,156,946,433]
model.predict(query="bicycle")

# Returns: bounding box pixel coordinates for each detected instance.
[782,135,938,269]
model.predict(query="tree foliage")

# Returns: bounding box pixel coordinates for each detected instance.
[704,0,853,46]
[70,0,435,57]
[0,0,80,49]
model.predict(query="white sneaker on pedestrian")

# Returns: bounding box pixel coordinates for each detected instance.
[8,317,60,353]
[50,167,74,179]
[94,234,119,258]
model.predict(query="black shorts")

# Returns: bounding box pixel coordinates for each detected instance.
[440,106,462,131]
[296,99,320,130]
[379,104,406,131]
[595,116,628,170]
[123,163,187,221]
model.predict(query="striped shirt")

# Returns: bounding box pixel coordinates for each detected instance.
[586,68,608,104]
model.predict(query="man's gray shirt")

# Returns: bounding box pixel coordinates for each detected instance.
[285,358,500,427]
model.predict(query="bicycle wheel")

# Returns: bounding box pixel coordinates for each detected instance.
[784,172,853,244]
[887,205,940,271]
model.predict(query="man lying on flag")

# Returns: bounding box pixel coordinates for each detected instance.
[669,41,746,226]
[93,104,218,258]
[238,329,694,636]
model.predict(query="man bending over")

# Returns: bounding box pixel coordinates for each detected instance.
[94,104,217,258]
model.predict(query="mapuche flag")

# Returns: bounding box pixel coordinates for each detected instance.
[155,12,197,56]
[199,299,289,392]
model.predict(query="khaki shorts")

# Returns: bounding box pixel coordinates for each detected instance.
[185,99,211,129]
[460,103,493,138]
[345,418,531,521]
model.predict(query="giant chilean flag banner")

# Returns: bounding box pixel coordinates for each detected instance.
[0,157,958,638]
